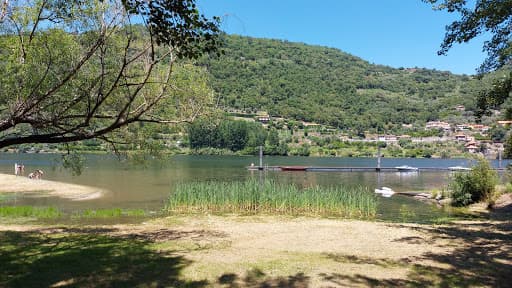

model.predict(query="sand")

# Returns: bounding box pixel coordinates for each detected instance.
[0,173,104,201]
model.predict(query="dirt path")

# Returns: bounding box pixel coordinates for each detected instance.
[1,216,510,287]
[0,173,104,201]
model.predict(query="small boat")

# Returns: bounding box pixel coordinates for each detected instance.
[449,166,472,171]
[374,187,395,197]
[375,187,393,193]
[246,166,281,171]
[395,165,419,172]
[247,166,261,171]
[280,166,307,171]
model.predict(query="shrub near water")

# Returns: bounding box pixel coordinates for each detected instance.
[167,179,377,218]
[449,157,498,207]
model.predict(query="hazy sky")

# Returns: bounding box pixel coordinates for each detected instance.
[197,0,488,75]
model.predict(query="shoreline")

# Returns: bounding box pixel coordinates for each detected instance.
[0,173,105,201]
[0,149,476,158]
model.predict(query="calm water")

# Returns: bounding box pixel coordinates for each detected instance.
[1,153,509,221]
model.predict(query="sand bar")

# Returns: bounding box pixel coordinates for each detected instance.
[0,173,104,201]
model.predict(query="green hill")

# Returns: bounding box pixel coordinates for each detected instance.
[199,35,482,131]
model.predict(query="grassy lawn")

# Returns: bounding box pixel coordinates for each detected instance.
[0,227,204,287]
[1,215,511,287]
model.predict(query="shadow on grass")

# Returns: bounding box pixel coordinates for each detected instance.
[322,220,511,287]
[2,218,510,287]
[217,268,309,288]
[0,227,209,288]
[490,202,512,221]
[320,272,420,288]
[324,253,409,268]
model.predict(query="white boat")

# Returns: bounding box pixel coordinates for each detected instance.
[374,187,395,197]
[395,165,419,172]
[449,166,472,171]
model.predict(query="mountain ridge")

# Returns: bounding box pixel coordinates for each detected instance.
[199,34,482,132]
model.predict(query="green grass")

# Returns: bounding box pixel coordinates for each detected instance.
[0,229,203,287]
[77,208,146,218]
[0,206,61,218]
[0,206,146,220]
[166,179,377,218]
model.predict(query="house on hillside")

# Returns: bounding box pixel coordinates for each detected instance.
[465,141,479,153]
[302,122,321,128]
[497,120,512,127]
[378,135,398,142]
[256,115,270,124]
[425,121,451,131]
[455,105,465,111]
[454,133,467,142]
[468,124,490,132]
[455,124,471,131]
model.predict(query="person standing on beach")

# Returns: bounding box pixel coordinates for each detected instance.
[14,163,18,176]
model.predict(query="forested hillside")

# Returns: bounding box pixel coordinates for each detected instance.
[200,35,483,131]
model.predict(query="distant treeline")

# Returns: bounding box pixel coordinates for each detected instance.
[188,119,287,155]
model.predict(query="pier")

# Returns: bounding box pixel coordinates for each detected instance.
[248,166,507,172]
[248,147,508,173]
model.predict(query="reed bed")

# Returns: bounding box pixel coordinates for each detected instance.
[167,179,377,218]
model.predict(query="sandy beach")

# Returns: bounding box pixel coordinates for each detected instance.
[0,173,104,201]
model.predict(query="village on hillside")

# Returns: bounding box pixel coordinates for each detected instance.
[233,104,511,159]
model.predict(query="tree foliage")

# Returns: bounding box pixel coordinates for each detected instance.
[188,118,266,152]
[424,0,512,73]
[504,131,512,158]
[0,0,220,149]
[121,0,221,58]
[425,0,512,119]
[475,71,512,118]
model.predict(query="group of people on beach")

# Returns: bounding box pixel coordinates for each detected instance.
[14,162,44,179]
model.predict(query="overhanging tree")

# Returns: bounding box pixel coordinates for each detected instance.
[0,0,220,149]
[424,0,511,117]
[425,0,511,74]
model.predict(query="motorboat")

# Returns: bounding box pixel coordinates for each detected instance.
[449,166,472,171]
[374,187,395,197]
[395,165,419,172]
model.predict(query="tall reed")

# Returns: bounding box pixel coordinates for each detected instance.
[167,179,377,218]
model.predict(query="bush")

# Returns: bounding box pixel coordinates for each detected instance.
[449,157,498,207]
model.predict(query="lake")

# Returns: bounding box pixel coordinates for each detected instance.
[1,153,509,221]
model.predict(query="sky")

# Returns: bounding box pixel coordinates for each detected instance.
[197,0,488,75]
